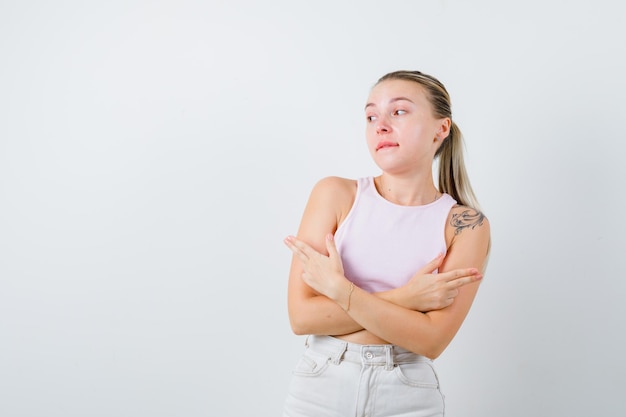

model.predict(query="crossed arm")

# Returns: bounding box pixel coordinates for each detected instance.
[284,177,490,359]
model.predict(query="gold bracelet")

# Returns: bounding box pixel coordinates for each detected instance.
[345,282,355,312]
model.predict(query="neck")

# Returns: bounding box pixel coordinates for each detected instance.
[375,174,439,206]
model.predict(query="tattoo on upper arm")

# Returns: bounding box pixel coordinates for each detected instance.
[450,209,485,235]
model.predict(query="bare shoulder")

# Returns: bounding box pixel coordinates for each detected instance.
[310,176,357,206]
[303,176,357,232]
[445,205,491,248]
[448,205,489,235]
[443,204,491,270]
[313,176,357,193]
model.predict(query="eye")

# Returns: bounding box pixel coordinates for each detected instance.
[366,115,377,122]
[393,109,407,116]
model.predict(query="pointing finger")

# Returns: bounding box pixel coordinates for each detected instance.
[284,236,310,260]
[448,274,483,289]
[439,268,480,283]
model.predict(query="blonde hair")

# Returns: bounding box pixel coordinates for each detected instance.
[376,70,480,210]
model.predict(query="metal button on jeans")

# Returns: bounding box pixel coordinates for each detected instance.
[365,351,374,359]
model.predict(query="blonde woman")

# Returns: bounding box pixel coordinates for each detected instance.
[283,70,491,417]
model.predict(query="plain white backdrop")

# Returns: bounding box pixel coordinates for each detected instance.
[1,1,625,416]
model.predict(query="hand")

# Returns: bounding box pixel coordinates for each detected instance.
[284,234,347,301]
[400,254,483,312]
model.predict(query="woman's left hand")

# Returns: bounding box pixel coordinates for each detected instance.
[284,234,348,302]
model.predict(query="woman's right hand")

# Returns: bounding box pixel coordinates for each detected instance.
[380,254,483,312]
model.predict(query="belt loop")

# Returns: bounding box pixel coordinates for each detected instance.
[304,335,310,348]
[385,345,394,370]
[330,341,348,365]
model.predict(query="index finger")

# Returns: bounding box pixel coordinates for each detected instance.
[447,274,483,289]
[284,235,316,257]
[438,268,481,283]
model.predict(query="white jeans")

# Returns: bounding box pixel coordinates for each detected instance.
[283,335,445,417]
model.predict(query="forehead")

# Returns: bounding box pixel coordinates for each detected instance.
[367,79,429,104]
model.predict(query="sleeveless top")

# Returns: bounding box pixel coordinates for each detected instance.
[334,177,457,293]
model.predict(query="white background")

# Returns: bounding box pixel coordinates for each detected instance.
[1,1,625,416]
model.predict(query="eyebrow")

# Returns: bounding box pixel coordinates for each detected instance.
[364,96,415,110]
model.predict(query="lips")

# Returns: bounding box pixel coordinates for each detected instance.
[376,141,399,151]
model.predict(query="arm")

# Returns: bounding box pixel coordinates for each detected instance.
[377,253,483,312]
[286,205,490,359]
[286,176,363,336]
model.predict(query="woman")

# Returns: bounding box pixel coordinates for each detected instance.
[283,70,491,417]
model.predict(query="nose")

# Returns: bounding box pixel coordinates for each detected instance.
[375,117,390,134]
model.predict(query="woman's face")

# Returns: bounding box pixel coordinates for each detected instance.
[365,79,450,175]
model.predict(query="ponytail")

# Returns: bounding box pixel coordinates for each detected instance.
[436,122,480,210]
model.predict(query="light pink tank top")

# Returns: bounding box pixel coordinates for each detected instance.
[334,177,457,292]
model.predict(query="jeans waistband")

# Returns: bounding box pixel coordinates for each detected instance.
[306,335,430,370]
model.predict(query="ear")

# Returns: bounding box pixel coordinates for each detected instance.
[435,117,452,141]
